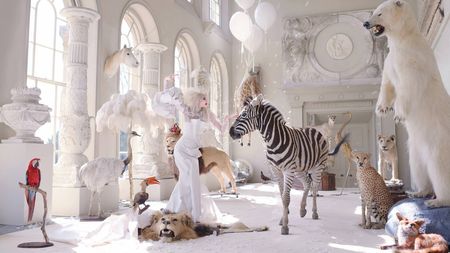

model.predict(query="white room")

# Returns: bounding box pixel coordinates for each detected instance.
[1,0,450,252]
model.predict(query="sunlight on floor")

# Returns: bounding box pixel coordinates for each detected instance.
[328,242,381,253]
[239,194,280,206]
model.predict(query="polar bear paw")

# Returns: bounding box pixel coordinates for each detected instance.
[406,190,434,198]
[425,199,450,208]
[376,104,393,116]
[394,115,404,124]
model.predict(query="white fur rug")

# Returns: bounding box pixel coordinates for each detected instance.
[0,183,394,253]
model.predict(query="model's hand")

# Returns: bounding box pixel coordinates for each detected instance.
[163,74,176,89]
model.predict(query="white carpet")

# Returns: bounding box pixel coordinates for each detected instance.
[0,183,395,253]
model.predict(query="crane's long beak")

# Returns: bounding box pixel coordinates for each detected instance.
[146,176,160,185]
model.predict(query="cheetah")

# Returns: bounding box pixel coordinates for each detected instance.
[352,151,393,229]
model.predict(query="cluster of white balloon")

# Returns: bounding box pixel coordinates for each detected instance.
[229,0,277,54]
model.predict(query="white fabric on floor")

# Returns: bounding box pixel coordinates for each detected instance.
[0,184,395,253]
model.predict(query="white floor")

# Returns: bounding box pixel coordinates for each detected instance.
[0,183,395,253]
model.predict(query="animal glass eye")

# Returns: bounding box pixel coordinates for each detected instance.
[241,112,248,118]
[173,218,178,222]
[378,13,382,16]
[127,53,130,55]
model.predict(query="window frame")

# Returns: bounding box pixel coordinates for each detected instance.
[27,0,67,163]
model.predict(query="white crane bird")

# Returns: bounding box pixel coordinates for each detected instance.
[79,131,140,217]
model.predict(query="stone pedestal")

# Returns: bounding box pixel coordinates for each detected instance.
[52,184,118,217]
[0,143,53,225]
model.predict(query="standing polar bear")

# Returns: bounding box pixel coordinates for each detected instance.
[365,0,450,207]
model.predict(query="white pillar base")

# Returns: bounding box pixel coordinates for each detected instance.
[119,178,176,201]
[52,184,118,217]
[0,143,53,225]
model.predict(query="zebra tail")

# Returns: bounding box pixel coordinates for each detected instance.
[328,133,350,156]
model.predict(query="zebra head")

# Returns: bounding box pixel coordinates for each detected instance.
[229,95,263,140]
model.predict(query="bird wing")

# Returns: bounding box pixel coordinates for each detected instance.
[26,168,30,185]
[38,168,41,188]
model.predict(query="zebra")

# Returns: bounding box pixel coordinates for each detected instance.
[229,95,348,235]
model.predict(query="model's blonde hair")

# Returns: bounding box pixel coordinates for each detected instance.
[183,88,209,121]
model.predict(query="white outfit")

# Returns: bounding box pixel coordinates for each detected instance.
[165,119,221,223]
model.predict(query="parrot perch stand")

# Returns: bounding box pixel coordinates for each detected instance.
[17,182,53,248]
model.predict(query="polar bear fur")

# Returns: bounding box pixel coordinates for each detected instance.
[377,134,399,182]
[366,0,450,207]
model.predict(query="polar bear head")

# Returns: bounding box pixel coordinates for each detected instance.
[377,134,396,152]
[363,0,418,37]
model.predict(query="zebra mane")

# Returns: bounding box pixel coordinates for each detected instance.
[260,99,287,125]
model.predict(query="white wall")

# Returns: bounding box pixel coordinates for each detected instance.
[0,0,232,158]
[95,0,233,159]
[229,0,414,186]
[434,0,450,93]
[0,0,30,140]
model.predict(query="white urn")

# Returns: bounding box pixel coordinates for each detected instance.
[0,87,51,143]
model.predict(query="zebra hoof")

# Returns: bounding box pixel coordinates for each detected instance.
[281,226,289,235]
[300,209,307,218]
[312,213,319,220]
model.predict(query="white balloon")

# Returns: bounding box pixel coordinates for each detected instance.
[235,0,255,10]
[255,2,277,32]
[229,12,252,42]
[244,25,264,53]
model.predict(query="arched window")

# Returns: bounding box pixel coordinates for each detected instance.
[209,53,228,149]
[209,57,222,117]
[174,38,192,89]
[209,0,221,26]
[27,0,66,162]
[174,32,200,89]
[120,11,141,95]
[118,4,160,160]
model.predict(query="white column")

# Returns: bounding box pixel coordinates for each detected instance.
[133,43,170,179]
[53,7,99,187]
[52,8,110,216]
[136,43,168,97]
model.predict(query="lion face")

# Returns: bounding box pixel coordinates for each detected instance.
[158,213,194,242]
[165,132,181,155]
[141,211,197,243]
[377,134,396,152]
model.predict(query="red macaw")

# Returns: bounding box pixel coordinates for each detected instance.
[25,158,41,222]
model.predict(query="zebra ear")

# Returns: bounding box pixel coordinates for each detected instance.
[243,96,253,106]
[251,94,263,106]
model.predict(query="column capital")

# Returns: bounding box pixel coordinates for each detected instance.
[60,7,100,23]
[135,42,168,53]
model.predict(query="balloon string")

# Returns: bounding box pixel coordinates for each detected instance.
[241,42,244,65]
[264,32,268,53]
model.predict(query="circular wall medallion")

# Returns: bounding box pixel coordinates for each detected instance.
[326,33,353,60]
[309,14,374,79]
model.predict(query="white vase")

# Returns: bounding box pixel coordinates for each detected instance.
[0,87,51,143]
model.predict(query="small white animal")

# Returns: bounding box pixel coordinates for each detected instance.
[377,134,399,182]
